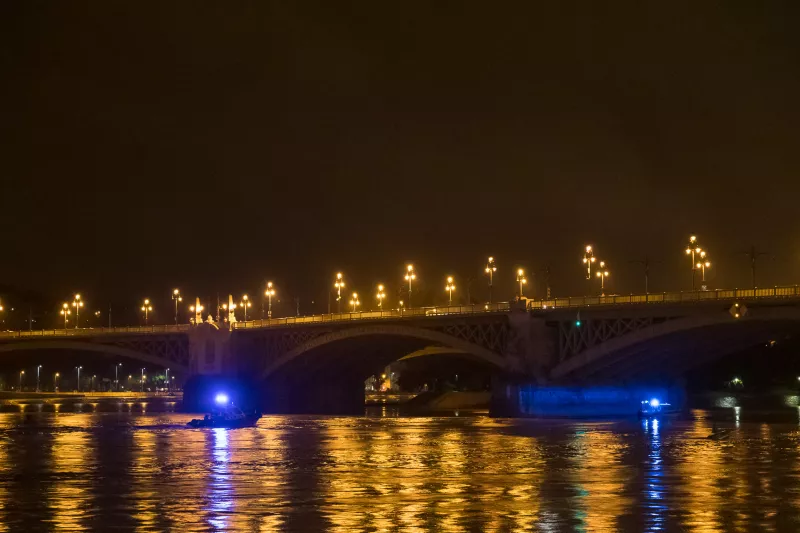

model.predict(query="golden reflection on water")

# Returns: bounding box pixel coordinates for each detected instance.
[49,425,92,530]
[570,425,633,532]
[677,414,726,532]
[131,429,160,531]
[0,420,9,533]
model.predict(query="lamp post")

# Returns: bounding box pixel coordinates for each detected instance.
[697,256,711,286]
[405,265,416,308]
[172,289,182,324]
[59,303,71,329]
[72,294,83,329]
[376,284,386,310]
[582,246,596,280]
[399,300,405,314]
[36,364,42,392]
[265,282,275,318]
[54,372,60,392]
[239,295,252,321]
[166,368,170,393]
[485,257,497,303]
[18,370,24,392]
[516,269,527,298]
[141,368,146,393]
[141,299,152,325]
[76,366,82,392]
[334,273,345,313]
[115,363,122,391]
[596,261,610,296]
[685,235,702,290]
[91,375,96,391]
[445,276,456,304]
[350,292,360,313]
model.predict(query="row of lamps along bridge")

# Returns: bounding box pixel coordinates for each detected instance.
[1,236,712,328]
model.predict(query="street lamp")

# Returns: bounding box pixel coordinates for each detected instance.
[685,235,702,290]
[265,282,276,318]
[72,294,83,329]
[485,257,497,303]
[59,303,71,329]
[18,370,24,392]
[172,289,182,324]
[516,269,527,298]
[334,273,345,313]
[166,368,170,393]
[596,261,610,296]
[239,295,252,321]
[36,364,42,392]
[399,300,405,314]
[54,372,60,392]
[376,284,386,310]
[75,366,82,392]
[350,292,360,312]
[445,276,456,304]
[141,299,153,325]
[115,363,122,391]
[582,246,597,280]
[141,368,146,393]
[405,265,416,308]
[697,256,711,286]
[91,375,96,391]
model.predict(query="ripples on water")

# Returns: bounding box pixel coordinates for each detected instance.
[0,410,799,531]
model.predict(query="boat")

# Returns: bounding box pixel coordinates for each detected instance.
[187,394,262,429]
[638,398,681,419]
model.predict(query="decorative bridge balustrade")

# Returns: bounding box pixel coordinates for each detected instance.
[529,285,800,310]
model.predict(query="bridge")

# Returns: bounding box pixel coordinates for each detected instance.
[1,286,799,415]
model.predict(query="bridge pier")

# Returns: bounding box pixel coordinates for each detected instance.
[492,377,686,418]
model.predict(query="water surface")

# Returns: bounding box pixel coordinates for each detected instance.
[0,411,799,531]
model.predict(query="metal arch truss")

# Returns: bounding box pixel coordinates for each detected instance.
[558,317,674,361]
[435,322,509,355]
[246,328,333,367]
[240,318,510,368]
[95,335,191,367]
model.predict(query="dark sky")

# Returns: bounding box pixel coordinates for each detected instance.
[1,2,799,323]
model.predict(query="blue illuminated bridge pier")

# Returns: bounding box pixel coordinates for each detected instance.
[2,286,800,416]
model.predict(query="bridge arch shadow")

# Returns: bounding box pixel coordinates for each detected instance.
[551,307,800,382]
[255,324,507,414]
[0,340,188,374]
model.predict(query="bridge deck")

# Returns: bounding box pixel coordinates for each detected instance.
[1,286,798,341]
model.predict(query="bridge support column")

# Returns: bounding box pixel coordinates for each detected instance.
[182,323,255,412]
[494,381,686,418]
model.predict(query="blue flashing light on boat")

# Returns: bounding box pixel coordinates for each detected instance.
[649,398,660,408]
[214,393,229,405]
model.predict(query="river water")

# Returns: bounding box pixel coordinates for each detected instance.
[1,409,799,532]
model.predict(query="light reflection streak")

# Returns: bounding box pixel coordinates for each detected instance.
[49,426,93,530]
[131,429,159,531]
[678,415,725,532]
[207,428,232,531]
[643,418,666,532]
[571,425,633,531]
[0,423,9,532]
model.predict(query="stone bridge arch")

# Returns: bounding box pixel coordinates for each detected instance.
[0,339,189,374]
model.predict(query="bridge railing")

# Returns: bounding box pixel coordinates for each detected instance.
[0,324,192,340]
[232,302,512,330]
[526,285,800,310]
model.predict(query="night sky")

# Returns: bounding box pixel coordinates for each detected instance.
[1,2,799,325]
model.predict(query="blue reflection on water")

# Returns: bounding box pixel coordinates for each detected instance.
[643,418,666,531]
[208,428,232,530]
